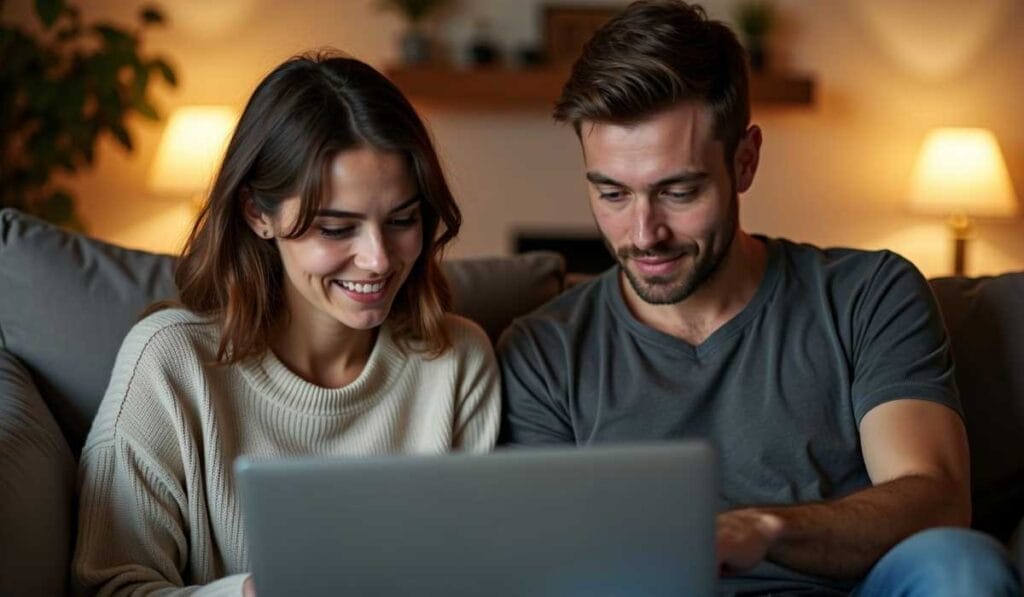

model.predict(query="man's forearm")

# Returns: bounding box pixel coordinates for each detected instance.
[757,474,970,579]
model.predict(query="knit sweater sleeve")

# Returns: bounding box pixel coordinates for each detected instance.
[73,314,248,596]
[447,316,501,452]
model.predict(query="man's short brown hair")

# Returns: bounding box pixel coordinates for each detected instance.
[554,0,750,161]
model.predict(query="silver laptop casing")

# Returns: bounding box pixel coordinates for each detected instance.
[236,441,716,597]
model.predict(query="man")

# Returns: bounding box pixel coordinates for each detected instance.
[497,1,1020,594]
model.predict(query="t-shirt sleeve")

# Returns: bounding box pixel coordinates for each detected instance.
[496,320,575,445]
[849,253,961,423]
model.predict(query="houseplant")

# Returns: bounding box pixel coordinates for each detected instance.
[378,0,451,66]
[734,0,775,72]
[0,0,177,229]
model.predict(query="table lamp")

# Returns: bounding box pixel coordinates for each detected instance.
[148,106,239,209]
[907,127,1018,276]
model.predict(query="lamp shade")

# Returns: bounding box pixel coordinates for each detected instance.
[907,128,1019,218]
[148,106,239,197]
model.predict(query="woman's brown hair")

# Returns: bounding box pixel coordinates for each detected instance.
[151,51,461,363]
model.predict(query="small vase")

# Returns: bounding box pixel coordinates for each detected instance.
[746,38,767,72]
[401,28,431,66]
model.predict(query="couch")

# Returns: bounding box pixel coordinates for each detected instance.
[2,206,1023,595]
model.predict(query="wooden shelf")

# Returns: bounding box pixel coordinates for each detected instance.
[388,66,814,109]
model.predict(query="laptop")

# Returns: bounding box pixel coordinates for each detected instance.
[235,441,717,597]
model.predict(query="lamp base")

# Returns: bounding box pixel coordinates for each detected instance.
[948,212,972,277]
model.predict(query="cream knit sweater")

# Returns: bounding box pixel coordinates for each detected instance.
[73,308,500,596]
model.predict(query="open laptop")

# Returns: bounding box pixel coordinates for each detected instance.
[235,441,716,597]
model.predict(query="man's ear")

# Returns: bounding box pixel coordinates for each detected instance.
[733,125,762,194]
[242,193,273,239]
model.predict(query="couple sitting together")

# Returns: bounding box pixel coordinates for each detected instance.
[72,1,1021,595]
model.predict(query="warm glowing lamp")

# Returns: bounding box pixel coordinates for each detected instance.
[908,127,1018,276]
[148,106,239,207]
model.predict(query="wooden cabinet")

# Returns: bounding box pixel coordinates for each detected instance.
[388,66,815,109]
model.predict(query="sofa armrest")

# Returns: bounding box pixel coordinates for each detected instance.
[0,349,76,596]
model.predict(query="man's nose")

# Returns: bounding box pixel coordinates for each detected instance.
[631,198,668,251]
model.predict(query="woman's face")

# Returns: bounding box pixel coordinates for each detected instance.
[248,147,424,332]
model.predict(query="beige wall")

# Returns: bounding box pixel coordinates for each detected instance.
[6,0,1022,277]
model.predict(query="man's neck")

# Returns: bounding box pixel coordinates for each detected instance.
[622,232,768,345]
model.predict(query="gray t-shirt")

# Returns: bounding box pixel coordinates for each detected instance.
[497,237,960,594]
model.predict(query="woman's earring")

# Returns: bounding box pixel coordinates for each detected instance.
[262,230,272,239]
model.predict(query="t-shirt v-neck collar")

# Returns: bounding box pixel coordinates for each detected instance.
[605,236,782,360]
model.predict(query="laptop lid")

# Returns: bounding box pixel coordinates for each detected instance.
[236,441,716,597]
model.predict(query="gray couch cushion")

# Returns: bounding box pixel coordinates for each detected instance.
[445,251,565,343]
[0,349,75,596]
[0,208,566,455]
[0,209,178,454]
[930,272,1024,542]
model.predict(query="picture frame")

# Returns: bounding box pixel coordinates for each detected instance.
[543,5,622,65]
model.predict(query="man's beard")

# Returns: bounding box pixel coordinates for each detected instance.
[613,197,738,306]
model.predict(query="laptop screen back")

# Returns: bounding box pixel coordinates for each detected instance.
[236,441,716,597]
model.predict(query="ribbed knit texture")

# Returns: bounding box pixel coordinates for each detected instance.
[73,308,500,596]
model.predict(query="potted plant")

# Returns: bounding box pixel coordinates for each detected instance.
[378,0,451,66]
[734,0,775,72]
[0,0,177,229]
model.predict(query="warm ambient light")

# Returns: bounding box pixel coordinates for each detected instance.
[148,106,239,202]
[907,127,1018,276]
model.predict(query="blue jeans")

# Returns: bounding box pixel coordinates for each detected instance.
[852,527,1021,596]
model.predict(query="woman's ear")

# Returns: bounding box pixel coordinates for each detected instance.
[733,125,763,194]
[242,194,274,239]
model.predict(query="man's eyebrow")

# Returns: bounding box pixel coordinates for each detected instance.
[650,172,708,188]
[586,172,624,186]
[585,171,708,189]
[315,195,421,219]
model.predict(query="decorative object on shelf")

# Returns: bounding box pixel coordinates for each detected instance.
[387,67,814,110]
[378,0,450,66]
[148,106,240,210]
[0,0,177,229]
[543,5,620,65]
[908,127,1019,276]
[515,44,546,68]
[734,0,776,72]
[466,18,500,67]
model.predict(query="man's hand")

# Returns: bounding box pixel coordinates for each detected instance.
[242,575,256,597]
[716,508,785,576]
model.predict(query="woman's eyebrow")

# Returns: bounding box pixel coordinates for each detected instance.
[315,195,421,219]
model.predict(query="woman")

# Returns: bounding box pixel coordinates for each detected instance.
[73,52,500,595]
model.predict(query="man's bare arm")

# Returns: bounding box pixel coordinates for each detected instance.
[717,399,970,579]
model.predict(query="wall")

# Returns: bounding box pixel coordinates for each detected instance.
[4,0,1022,278]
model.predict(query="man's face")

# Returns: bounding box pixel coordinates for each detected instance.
[580,102,748,305]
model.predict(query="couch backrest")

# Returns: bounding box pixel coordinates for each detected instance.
[0,209,565,455]
[6,208,1024,541]
[930,273,1024,542]
[0,210,178,454]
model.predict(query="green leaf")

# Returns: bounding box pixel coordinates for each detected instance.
[150,58,178,86]
[109,122,133,151]
[139,6,166,25]
[34,0,65,28]
[92,24,135,49]
[131,62,150,100]
[133,98,159,121]
[56,22,81,42]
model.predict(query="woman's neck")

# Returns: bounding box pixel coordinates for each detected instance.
[270,306,378,389]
